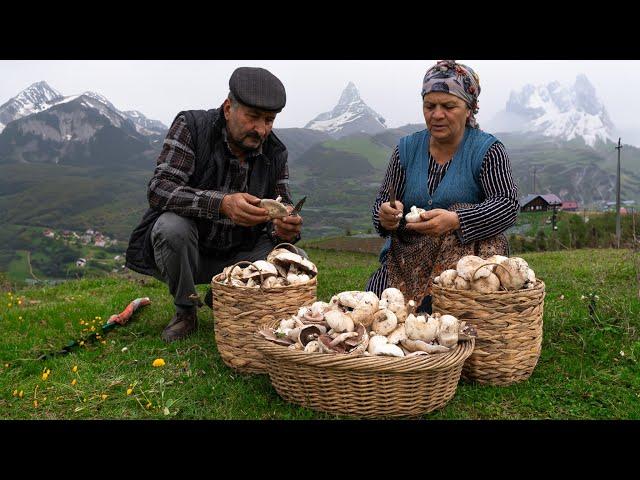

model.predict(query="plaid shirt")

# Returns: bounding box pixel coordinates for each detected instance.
[147,114,293,250]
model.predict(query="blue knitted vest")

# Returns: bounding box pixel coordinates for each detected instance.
[378,127,497,262]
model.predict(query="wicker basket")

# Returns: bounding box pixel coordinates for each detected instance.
[212,259,317,374]
[257,321,475,418]
[431,268,545,386]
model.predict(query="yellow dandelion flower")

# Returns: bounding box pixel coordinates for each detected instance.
[79,341,85,346]
[71,379,77,386]
[12,389,17,397]
[152,358,166,367]
[18,300,22,305]
[101,394,108,400]
[72,365,78,372]
[18,390,24,398]
[42,372,49,381]
[7,303,12,307]
[18,316,22,320]
[145,402,152,409]
[126,388,133,395]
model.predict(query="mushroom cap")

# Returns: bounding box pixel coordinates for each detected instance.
[304,341,321,353]
[324,310,355,333]
[381,288,405,306]
[371,309,398,336]
[457,255,493,281]
[272,251,318,275]
[454,276,471,290]
[437,269,459,288]
[298,324,325,346]
[471,272,501,293]
[386,324,407,345]
[258,328,295,347]
[436,314,459,348]
[405,314,440,342]
[493,258,528,290]
[260,198,289,219]
[242,260,278,280]
[405,205,427,223]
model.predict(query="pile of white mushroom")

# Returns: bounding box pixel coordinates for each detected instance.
[258,288,476,357]
[219,248,317,288]
[434,255,537,293]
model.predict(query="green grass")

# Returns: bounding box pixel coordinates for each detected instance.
[0,248,638,419]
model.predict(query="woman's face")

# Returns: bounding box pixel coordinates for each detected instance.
[423,92,471,143]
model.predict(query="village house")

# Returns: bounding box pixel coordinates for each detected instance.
[561,201,579,211]
[520,194,563,212]
[43,229,55,238]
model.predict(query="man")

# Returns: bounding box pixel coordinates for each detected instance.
[125,67,303,342]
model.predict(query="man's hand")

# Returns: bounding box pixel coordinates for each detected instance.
[220,192,270,227]
[404,208,460,236]
[273,205,303,242]
[379,201,405,231]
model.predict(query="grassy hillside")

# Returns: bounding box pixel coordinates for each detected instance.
[0,248,638,419]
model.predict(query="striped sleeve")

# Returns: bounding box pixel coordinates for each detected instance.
[147,115,226,220]
[372,146,407,237]
[455,141,519,244]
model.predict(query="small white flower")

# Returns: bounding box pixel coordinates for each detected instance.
[559,294,565,300]
[594,295,600,301]
[620,351,625,357]
[121,347,128,353]
[581,295,586,300]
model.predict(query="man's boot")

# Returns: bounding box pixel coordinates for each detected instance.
[161,309,198,343]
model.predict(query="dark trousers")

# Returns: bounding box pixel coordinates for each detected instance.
[150,212,280,309]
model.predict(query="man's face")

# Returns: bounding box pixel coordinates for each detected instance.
[224,99,277,152]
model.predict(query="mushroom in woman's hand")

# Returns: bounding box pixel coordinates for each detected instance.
[405,205,427,223]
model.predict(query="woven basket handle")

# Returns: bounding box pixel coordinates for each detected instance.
[470,262,511,281]
[272,242,300,255]
[225,260,266,288]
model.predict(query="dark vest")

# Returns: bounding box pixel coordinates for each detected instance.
[125,107,288,276]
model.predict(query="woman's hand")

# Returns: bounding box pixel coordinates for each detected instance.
[404,209,460,236]
[379,201,404,231]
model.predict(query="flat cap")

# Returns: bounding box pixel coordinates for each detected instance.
[229,67,286,112]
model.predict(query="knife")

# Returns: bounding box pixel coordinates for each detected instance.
[290,196,307,216]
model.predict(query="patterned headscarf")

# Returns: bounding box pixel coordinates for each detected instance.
[421,60,481,129]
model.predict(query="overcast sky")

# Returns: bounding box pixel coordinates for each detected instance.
[2,60,639,143]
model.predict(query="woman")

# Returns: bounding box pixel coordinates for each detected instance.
[366,60,519,312]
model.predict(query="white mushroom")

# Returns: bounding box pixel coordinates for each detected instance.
[401,338,450,354]
[436,269,458,288]
[347,291,380,327]
[405,205,427,223]
[457,255,493,282]
[405,314,440,343]
[324,310,354,333]
[454,276,471,290]
[380,288,408,322]
[367,335,405,357]
[386,324,407,345]
[304,341,321,353]
[310,301,330,315]
[260,197,289,219]
[371,309,398,336]
[470,272,501,293]
[436,314,460,348]
[242,260,278,280]
[272,251,318,276]
[492,257,530,290]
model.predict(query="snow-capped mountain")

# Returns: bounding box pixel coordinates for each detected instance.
[0,81,64,132]
[305,82,387,138]
[487,75,616,147]
[0,81,167,137]
[122,110,168,136]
